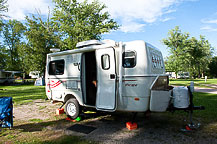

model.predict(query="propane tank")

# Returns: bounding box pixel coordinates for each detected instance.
[173,87,189,108]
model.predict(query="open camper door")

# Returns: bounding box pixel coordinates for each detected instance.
[95,48,116,111]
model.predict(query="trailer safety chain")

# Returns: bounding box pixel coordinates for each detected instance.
[59,102,66,109]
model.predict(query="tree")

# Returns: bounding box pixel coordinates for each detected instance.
[164,56,177,72]
[0,0,8,70]
[21,0,119,74]
[1,19,26,70]
[186,36,213,78]
[22,14,60,74]
[162,26,213,78]
[162,26,189,77]
[52,0,119,50]
[208,56,217,78]
[0,45,8,69]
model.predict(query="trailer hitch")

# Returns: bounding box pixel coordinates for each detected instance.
[59,102,66,109]
[167,86,205,131]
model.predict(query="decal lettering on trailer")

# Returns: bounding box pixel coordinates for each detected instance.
[123,80,138,87]
[125,83,138,87]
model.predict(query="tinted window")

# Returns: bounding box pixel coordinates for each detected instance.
[49,60,65,75]
[101,54,110,70]
[122,51,136,68]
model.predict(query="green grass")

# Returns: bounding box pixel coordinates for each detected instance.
[193,92,217,122]
[169,78,217,88]
[1,129,95,144]
[40,136,95,144]
[0,84,46,104]
[39,106,47,110]
[29,119,43,123]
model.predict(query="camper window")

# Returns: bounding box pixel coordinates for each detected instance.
[122,51,136,68]
[49,59,65,75]
[101,54,110,70]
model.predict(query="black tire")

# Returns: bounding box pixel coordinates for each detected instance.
[65,98,80,119]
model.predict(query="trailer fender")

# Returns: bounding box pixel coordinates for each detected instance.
[64,93,83,106]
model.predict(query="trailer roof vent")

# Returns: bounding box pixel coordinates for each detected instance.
[76,40,103,48]
[50,48,60,53]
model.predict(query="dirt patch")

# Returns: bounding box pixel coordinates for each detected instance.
[5,100,217,143]
[13,100,62,121]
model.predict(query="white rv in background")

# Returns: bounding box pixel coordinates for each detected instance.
[0,70,15,84]
[45,40,201,120]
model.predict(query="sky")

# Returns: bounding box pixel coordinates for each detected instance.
[5,0,217,57]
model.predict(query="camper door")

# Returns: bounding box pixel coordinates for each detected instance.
[95,48,116,111]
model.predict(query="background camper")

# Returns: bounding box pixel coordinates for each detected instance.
[0,70,15,84]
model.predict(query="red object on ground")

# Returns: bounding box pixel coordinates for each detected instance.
[185,125,192,131]
[126,122,138,130]
[56,108,64,115]
[65,117,77,122]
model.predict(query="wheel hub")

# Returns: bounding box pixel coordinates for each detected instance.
[67,103,76,116]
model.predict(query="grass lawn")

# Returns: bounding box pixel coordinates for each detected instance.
[0,84,46,105]
[193,92,217,122]
[169,78,217,88]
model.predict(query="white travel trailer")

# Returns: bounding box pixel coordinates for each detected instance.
[45,40,203,120]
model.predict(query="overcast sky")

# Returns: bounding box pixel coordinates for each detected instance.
[5,0,217,57]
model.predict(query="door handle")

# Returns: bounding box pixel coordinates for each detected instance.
[110,74,116,79]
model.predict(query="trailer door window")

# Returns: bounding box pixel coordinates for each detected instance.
[101,54,110,70]
[122,51,136,68]
[49,60,65,75]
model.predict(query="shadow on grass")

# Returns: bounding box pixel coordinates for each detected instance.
[13,119,66,132]
[13,112,107,133]
[40,135,91,144]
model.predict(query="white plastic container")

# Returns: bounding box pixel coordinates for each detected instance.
[150,90,171,112]
[173,87,189,108]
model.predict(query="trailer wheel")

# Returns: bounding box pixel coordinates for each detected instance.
[65,98,80,119]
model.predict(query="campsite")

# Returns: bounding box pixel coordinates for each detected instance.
[0,79,217,143]
[1,0,217,143]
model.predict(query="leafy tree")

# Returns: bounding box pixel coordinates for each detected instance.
[0,0,8,70]
[0,45,8,69]
[1,19,26,70]
[162,26,213,78]
[179,36,213,78]
[162,26,189,77]
[21,0,119,74]
[208,56,217,78]
[23,15,60,74]
[52,0,119,50]
[164,56,177,72]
